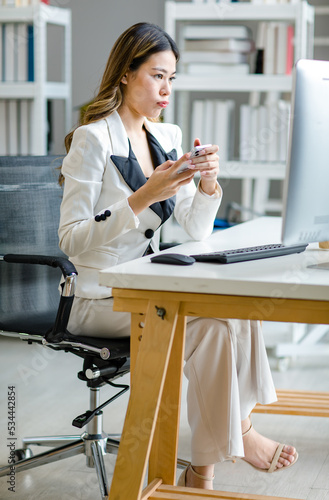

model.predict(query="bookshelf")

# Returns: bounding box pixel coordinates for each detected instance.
[163,1,324,370]
[0,3,71,155]
[164,0,314,222]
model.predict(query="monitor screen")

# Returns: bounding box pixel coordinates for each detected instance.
[281,59,329,247]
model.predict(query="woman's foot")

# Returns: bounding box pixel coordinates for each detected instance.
[180,464,215,489]
[242,418,297,472]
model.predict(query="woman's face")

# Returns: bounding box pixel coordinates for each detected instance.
[121,50,177,119]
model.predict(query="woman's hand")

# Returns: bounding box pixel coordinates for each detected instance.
[128,154,195,216]
[189,138,219,196]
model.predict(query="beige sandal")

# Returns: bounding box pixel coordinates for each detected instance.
[242,422,298,473]
[177,464,215,486]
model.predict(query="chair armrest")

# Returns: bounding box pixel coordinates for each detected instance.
[1,253,77,343]
[2,254,77,278]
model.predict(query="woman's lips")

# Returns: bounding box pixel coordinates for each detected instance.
[157,101,169,108]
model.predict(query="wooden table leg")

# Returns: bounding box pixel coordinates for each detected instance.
[148,315,187,486]
[109,299,180,500]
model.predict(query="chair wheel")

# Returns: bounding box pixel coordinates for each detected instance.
[14,448,33,462]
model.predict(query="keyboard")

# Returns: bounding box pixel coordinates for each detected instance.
[191,243,308,264]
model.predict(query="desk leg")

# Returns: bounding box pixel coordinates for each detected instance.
[148,315,186,485]
[109,299,180,500]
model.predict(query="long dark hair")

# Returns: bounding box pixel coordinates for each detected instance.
[64,22,179,153]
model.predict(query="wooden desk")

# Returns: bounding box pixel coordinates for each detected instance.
[99,217,329,500]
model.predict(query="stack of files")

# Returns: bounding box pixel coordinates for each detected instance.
[239,100,291,162]
[0,23,34,82]
[181,24,255,75]
[0,99,31,155]
[191,98,235,161]
[254,22,294,75]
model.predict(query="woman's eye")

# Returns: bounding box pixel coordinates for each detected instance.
[155,74,163,79]
[169,76,176,83]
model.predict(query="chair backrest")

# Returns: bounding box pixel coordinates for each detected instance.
[0,156,65,324]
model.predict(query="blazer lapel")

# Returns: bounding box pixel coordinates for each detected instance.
[109,119,177,226]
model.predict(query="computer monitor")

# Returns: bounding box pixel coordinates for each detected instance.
[281,59,329,257]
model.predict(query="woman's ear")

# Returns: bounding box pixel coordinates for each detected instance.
[121,74,128,85]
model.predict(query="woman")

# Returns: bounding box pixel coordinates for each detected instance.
[58,22,298,490]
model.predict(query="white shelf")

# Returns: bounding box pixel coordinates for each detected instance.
[0,4,72,155]
[45,82,71,99]
[218,161,286,180]
[166,2,309,22]
[0,4,70,24]
[0,82,70,100]
[165,0,315,42]
[190,161,285,182]
[174,74,292,93]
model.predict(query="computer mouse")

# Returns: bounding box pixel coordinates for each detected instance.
[150,253,196,266]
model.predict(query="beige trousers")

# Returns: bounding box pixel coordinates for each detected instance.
[68,297,277,466]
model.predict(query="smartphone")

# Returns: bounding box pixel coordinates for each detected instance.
[177,144,212,174]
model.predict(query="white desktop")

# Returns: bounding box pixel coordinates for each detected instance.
[282,59,329,259]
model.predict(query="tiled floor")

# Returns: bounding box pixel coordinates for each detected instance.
[0,336,329,500]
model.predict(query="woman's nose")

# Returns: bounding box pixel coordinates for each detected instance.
[161,80,171,96]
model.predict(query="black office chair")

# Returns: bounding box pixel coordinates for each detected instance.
[0,156,131,500]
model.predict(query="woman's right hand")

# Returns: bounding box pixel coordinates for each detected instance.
[128,153,195,216]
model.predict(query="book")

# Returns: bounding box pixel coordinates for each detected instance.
[8,100,19,155]
[4,23,15,82]
[203,99,215,147]
[181,50,248,64]
[257,105,267,162]
[264,23,276,75]
[184,39,254,54]
[191,100,204,144]
[239,104,252,161]
[0,24,3,82]
[19,100,30,154]
[17,23,28,82]
[184,38,255,53]
[278,99,290,161]
[286,25,294,75]
[254,22,267,73]
[186,62,250,75]
[0,101,8,155]
[275,23,288,75]
[184,24,252,41]
[27,24,34,81]
[213,99,235,161]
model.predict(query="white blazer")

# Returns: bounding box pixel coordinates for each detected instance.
[58,111,222,299]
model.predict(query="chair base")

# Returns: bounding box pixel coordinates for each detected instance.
[0,386,121,500]
[0,432,120,500]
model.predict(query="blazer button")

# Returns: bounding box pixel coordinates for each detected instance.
[105,210,111,217]
[145,229,154,239]
[95,215,102,222]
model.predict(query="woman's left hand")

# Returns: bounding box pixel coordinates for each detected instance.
[189,138,219,196]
